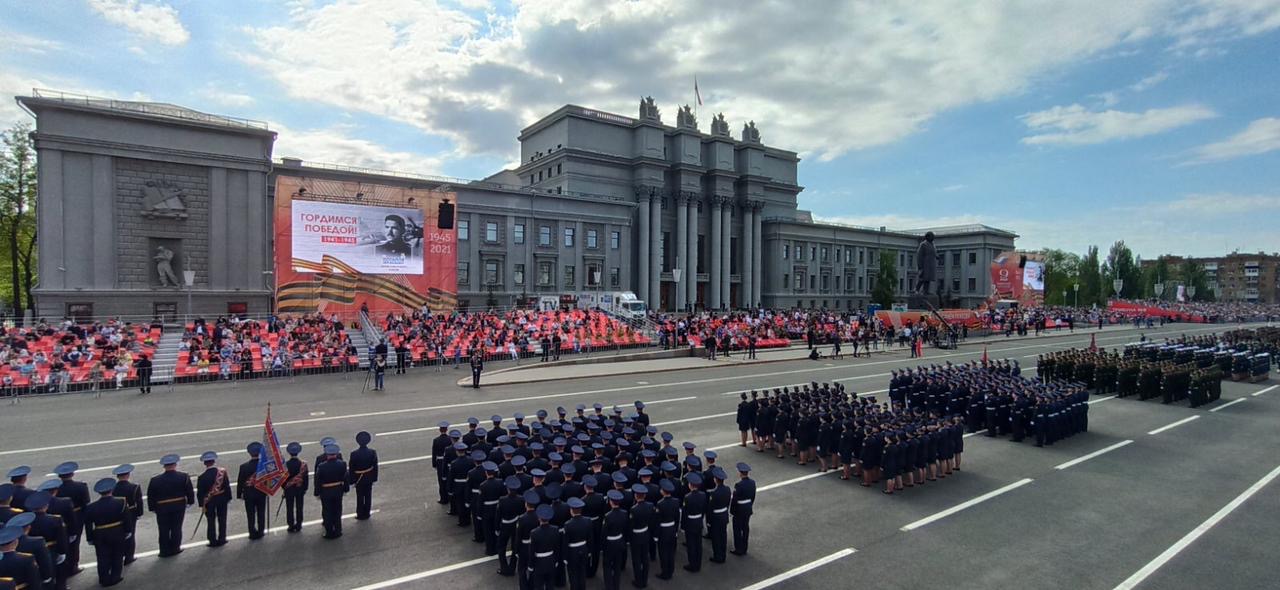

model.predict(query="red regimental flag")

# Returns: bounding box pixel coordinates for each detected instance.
[254,405,288,495]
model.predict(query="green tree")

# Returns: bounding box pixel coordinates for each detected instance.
[1104,240,1141,299]
[0,123,38,317]
[1178,259,1210,301]
[1040,248,1081,305]
[872,250,897,308]
[1142,256,1173,299]
[1077,245,1102,306]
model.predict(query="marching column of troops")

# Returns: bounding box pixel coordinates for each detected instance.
[0,432,378,589]
[430,401,756,590]
[1038,338,1228,408]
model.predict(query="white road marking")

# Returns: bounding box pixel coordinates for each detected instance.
[900,478,1034,531]
[1250,385,1277,397]
[351,556,500,590]
[1147,416,1201,436]
[652,411,737,427]
[1054,440,1133,470]
[1088,395,1118,405]
[1112,463,1280,590]
[962,430,987,438]
[310,411,327,417]
[1209,398,1248,412]
[84,509,375,569]
[757,471,836,492]
[740,547,858,590]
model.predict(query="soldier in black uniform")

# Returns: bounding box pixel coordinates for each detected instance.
[478,463,504,555]
[448,444,472,525]
[110,465,143,565]
[0,484,21,526]
[706,467,731,563]
[562,496,593,590]
[82,478,134,587]
[52,462,88,578]
[282,442,309,532]
[495,477,524,576]
[237,443,268,540]
[528,504,560,590]
[515,490,541,588]
[628,484,654,587]
[601,490,628,590]
[681,472,706,573]
[349,432,379,520]
[6,512,53,590]
[580,475,605,579]
[432,423,454,505]
[0,526,40,590]
[314,444,349,539]
[35,477,77,586]
[196,451,231,546]
[23,491,67,588]
[5,468,32,521]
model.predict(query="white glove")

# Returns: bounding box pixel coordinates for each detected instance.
[69,535,78,543]
[56,555,66,564]
[125,533,133,540]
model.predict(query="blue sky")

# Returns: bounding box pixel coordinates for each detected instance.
[4,0,1279,258]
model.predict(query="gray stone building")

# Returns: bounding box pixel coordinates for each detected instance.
[19,89,1015,317]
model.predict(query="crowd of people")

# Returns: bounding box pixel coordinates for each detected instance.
[0,318,160,399]
[177,313,358,381]
[429,401,756,589]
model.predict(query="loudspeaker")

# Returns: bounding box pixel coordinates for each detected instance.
[1018,255,1027,268]
[437,200,454,229]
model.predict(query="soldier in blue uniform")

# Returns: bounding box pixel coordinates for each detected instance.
[0,526,40,590]
[706,467,731,563]
[110,465,142,564]
[82,478,134,587]
[4,469,31,520]
[349,432,379,520]
[600,490,628,590]
[562,496,593,590]
[236,443,268,540]
[282,443,309,532]
[478,463,504,555]
[526,504,559,590]
[653,479,680,580]
[196,451,231,547]
[5,512,53,590]
[52,462,87,578]
[496,476,524,576]
[681,472,706,573]
[314,444,349,539]
[146,455,192,555]
[24,491,68,589]
[514,490,541,589]
[0,484,21,526]
[432,423,455,506]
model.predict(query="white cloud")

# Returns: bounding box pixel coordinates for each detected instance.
[5,32,63,54]
[237,1,1280,162]
[941,184,967,192]
[1165,192,1280,213]
[201,87,255,108]
[1019,103,1216,145]
[272,124,448,175]
[1129,70,1169,92]
[1185,117,1280,163]
[87,0,190,46]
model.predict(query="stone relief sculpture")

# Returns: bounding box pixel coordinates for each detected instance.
[141,179,189,219]
[639,96,661,121]
[154,245,181,286]
[677,104,697,129]
[711,112,729,136]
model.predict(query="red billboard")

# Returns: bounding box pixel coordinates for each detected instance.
[273,176,458,315]
[988,251,1044,307]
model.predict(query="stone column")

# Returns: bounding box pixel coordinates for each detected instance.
[709,198,722,310]
[637,194,650,305]
[720,202,731,309]
[752,202,763,307]
[687,195,699,309]
[649,194,661,311]
[741,203,753,310]
[675,194,688,311]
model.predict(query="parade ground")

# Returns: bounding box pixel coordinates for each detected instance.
[4,323,1277,590]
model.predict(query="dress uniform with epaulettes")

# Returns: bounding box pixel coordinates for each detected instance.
[146,454,193,558]
[110,465,142,565]
[83,478,134,588]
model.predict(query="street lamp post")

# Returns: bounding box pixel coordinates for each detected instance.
[1062,290,1067,305]
[1187,286,1197,301]
[1154,282,1165,300]
[183,269,196,324]
[1073,283,1080,308]
[672,256,683,314]
[1113,279,1124,300]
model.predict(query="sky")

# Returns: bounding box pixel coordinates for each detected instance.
[3,0,1279,259]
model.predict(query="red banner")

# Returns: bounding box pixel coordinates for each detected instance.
[876,309,982,329]
[1107,301,1208,323]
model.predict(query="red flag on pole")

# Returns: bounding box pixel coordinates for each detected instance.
[694,76,703,106]
[981,345,989,367]
[254,404,288,496]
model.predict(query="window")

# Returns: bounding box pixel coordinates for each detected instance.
[556,164,562,175]
[610,231,620,249]
[846,275,854,291]
[810,275,817,290]
[586,263,601,286]
[952,279,960,292]
[968,252,977,265]
[537,171,542,182]
[899,252,905,267]
[564,227,575,247]
[539,225,551,246]
[458,261,470,284]
[835,248,841,263]
[586,229,598,249]
[952,251,960,266]
[795,245,803,261]
[514,223,525,244]
[811,246,817,261]
[908,253,914,267]
[538,261,553,286]
[564,265,575,287]
[794,273,804,290]
[858,276,864,291]
[859,249,865,265]
[458,220,469,240]
[899,277,905,292]
[610,267,620,287]
[821,275,830,290]
[514,264,525,285]
[485,260,500,284]
[783,273,790,289]
[821,247,829,262]
[968,277,977,292]
[783,244,789,260]
[485,222,498,243]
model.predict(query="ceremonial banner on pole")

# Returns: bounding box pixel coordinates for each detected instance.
[254,405,288,495]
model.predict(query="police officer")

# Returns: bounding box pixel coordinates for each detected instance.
[83,478,134,587]
[5,513,53,590]
[282,442,309,532]
[237,442,268,540]
[52,462,88,577]
[682,472,706,573]
[314,444,349,539]
[562,496,593,590]
[196,451,231,547]
[110,465,142,565]
[0,526,40,590]
[730,463,755,556]
[601,490,628,590]
[349,432,379,520]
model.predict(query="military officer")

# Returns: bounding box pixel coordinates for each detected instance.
[730,463,755,556]
[515,490,541,588]
[196,451,231,547]
[431,422,454,505]
[5,468,32,518]
[478,463,504,555]
[52,462,88,577]
[36,479,76,588]
[237,442,268,540]
[5,513,53,590]
[495,477,524,576]
[0,484,21,526]
[0,526,40,590]
[23,491,67,589]
[600,490,628,590]
[629,484,654,588]
[82,478,134,588]
[349,432,379,520]
[562,496,593,590]
[314,444,349,539]
[528,504,560,590]
[110,465,142,565]
[682,472,706,573]
[314,437,342,482]
[706,467,731,564]
[282,443,309,532]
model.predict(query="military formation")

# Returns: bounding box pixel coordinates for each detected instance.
[737,378,971,495]
[430,401,756,590]
[1038,336,1236,407]
[0,432,378,589]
